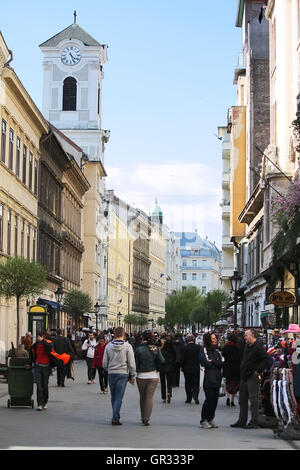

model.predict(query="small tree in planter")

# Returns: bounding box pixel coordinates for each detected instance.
[0,257,46,344]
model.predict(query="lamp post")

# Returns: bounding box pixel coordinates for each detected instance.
[149,318,155,331]
[55,285,63,330]
[117,311,122,326]
[94,302,100,331]
[230,269,242,329]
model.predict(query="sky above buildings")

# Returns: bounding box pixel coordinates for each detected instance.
[0,0,242,248]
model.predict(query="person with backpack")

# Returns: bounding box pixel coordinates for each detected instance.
[53,329,73,387]
[134,331,165,426]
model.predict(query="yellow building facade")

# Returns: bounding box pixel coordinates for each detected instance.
[229,105,247,243]
[107,204,134,328]
[0,33,49,346]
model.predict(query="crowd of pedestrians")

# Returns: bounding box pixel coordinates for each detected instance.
[15,325,286,430]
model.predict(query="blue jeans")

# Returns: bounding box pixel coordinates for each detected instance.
[108,374,129,422]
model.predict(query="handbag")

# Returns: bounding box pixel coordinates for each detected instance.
[219,378,226,397]
[152,346,165,371]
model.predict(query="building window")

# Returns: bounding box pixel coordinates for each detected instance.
[7,209,11,255]
[21,219,24,257]
[34,159,38,195]
[1,119,6,163]
[32,228,36,261]
[202,286,207,294]
[0,204,3,252]
[182,260,187,267]
[14,216,18,256]
[202,273,207,279]
[63,77,77,111]
[27,225,30,260]
[29,152,33,190]
[182,273,187,281]
[16,137,21,177]
[192,273,197,281]
[22,145,27,185]
[192,260,197,267]
[9,128,14,170]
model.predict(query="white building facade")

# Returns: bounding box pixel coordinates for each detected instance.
[174,232,222,294]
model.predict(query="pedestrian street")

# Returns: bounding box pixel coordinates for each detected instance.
[0,360,297,451]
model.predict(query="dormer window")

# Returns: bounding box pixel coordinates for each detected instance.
[63,77,77,111]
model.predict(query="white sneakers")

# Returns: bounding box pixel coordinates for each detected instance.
[37,404,47,411]
[201,420,218,429]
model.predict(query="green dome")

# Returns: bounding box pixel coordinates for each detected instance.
[151,199,163,217]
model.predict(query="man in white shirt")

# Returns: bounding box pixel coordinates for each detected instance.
[81,332,97,384]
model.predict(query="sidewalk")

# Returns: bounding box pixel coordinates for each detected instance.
[0,360,297,450]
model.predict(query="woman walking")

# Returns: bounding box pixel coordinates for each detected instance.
[222,333,240,407]
[81,332,97,384]
[134,331,164,425]
[159,333,176,403]
[93,335,109,393]
[199,332,223,429]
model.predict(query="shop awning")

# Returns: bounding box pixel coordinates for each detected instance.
[38,298,63,310]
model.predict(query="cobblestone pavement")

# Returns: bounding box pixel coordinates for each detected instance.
[0,360,298,450]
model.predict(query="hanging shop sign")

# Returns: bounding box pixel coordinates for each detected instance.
[269,291,296,307]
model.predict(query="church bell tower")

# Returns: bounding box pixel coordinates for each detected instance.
[39,13,110,163]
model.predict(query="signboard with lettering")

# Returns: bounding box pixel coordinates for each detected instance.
[269,291,296,307]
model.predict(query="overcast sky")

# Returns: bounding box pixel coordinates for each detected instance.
[0,0,242,248]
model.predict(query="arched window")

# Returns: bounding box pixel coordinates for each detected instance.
[63,77,77,111]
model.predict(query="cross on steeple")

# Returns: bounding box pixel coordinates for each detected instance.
[73,10,77,24]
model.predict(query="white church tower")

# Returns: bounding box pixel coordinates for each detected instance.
[39,12,110,163]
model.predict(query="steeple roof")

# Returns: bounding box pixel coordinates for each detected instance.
[39,23,103,48]
[151,199,163,217]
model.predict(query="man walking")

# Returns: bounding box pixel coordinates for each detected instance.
[181,334,200,404]
[103,326,136,425]
[231,329,270,429]
[53,329,73,387]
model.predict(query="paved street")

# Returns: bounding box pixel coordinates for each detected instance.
[0,360,298,450]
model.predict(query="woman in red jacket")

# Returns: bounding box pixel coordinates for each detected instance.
[93,335,108,393]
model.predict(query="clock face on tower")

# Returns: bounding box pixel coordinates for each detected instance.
[61,46,81,66]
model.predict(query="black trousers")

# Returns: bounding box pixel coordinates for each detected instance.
[173,364,181,387]
[97,366,108,391]
[86,357,96,381]
[238,375,260,425]
[57,363,66,386]
[184,370,200,402]
[201,387,219,423]
[160,370,174,400]
[35,364,50,407]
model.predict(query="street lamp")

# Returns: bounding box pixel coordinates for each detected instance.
[94,302,100,331]
[55,285,63,330]
[230,269,242,328]
[117,311,122,326]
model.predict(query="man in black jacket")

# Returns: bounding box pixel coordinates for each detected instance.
[181,334,200,404]
[231,329,270,429]
[53,329,73,387]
